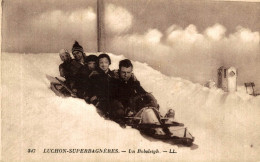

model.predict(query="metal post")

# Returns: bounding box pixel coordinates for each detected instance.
[252,83,255,96]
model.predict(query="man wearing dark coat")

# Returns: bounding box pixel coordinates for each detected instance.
[69,41,91,98]
[110,59,158,120]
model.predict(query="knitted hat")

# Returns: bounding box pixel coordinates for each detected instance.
[59,49,71,61]
[59,49,71,57]
[59,49,69,55]
[72,41,84,54]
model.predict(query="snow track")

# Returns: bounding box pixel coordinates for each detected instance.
[2,53,260,161]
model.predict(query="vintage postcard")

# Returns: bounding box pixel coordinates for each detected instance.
[1,0,260,161]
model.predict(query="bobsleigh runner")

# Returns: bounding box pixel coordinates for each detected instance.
[48,76,195,147]
[125,108,194,146]
[50,76,73,97]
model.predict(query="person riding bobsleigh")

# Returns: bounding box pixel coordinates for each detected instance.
[52,49,78,96]
[109,59,194,145]
[109,59,173,121]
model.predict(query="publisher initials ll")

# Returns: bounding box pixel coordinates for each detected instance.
[169,149,177,153]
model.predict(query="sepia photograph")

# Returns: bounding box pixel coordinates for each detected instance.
[1,0,260,161]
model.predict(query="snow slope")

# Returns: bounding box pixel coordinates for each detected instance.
[1,52,260,161]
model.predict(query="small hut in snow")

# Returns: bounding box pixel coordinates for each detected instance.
[217,66,237,92]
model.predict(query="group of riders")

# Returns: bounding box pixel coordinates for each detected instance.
[56,41,196,146]
[58,41,174,123]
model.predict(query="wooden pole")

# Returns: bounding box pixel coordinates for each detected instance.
[97,0,104,52]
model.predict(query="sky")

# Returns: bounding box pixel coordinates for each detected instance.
[103,0,260,85]
[1,0,260,86]
[2,0,259,53]
[2,0,97,53]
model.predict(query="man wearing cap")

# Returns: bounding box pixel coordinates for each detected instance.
[67,41,91,98]
[71,41,87,65]
[59,47,87,98]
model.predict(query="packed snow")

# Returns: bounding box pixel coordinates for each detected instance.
[1,52,260,161]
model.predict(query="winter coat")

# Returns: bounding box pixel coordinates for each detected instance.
[59,60,81,87]
[110,74,147,108]
[89,68,115,101]
[59,59,90,96]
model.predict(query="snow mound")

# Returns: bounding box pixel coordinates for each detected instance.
[2,53,260,161]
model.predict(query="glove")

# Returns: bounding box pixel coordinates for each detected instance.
[90,96,97,103]
[127,111,134,117]
[71,89,77,98]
